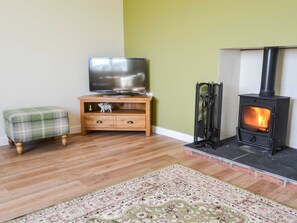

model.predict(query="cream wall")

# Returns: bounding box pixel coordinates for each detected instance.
[0,0,124,145]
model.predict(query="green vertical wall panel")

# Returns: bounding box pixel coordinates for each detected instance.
[123,0,297,136]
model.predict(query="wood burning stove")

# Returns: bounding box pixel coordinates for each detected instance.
[237,47,290,155]
[237,94,290,155]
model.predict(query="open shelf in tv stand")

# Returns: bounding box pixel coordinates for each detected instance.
[78,94,152,136]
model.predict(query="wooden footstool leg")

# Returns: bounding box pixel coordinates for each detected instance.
[16,143,23,155]
[62,135,68,146]
[8,137,14,147]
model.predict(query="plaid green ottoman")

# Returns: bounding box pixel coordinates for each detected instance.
[3,106,69,154]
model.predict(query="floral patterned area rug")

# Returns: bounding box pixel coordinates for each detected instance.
[9,164,297,223]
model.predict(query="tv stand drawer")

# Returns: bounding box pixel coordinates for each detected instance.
[84,116,114,128]
[116,115,145,129]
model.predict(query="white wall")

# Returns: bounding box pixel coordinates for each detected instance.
[218,50,241,139]
[219,48,297,149]
[0,0,124,145]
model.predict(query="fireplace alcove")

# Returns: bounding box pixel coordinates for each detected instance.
[217,47,296,149]
[185,46,297,185]
[236,47,291,155]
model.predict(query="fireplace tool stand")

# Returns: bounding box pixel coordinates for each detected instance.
[194,82,223,149]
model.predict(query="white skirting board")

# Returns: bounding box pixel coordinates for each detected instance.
[152,126,193,143]
[0,125,81,147]
[0,125,193,146]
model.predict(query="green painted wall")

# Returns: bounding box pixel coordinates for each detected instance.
[123,0,297,136]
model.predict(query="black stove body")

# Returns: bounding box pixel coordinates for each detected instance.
[236,47,290,155]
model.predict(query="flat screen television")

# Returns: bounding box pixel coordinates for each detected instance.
[89,57,147,94]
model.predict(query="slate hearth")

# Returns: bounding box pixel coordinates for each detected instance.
[185,137,297,185]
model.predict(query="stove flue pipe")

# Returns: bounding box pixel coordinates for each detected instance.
[259,47,279,97]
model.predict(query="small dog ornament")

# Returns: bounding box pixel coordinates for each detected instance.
[98,103,112,113]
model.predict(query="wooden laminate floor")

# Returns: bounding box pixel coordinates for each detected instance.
[0,132,296,221]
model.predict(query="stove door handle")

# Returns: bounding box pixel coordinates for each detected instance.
[250,136,257,142]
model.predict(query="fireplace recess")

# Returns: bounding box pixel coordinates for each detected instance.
[237,47,290,155]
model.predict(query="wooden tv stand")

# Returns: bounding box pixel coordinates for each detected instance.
[78,94,152,136]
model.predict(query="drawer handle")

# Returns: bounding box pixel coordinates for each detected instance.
[127,121,134,124]
[96,120,103,124]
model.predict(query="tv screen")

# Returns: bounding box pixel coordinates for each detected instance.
[89,57,147,94]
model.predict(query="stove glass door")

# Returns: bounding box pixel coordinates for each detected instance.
[241,106,271,132]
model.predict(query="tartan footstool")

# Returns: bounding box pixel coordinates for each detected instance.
[3,106,69,154]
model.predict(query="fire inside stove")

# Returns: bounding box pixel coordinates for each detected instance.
[242,106,271,132]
